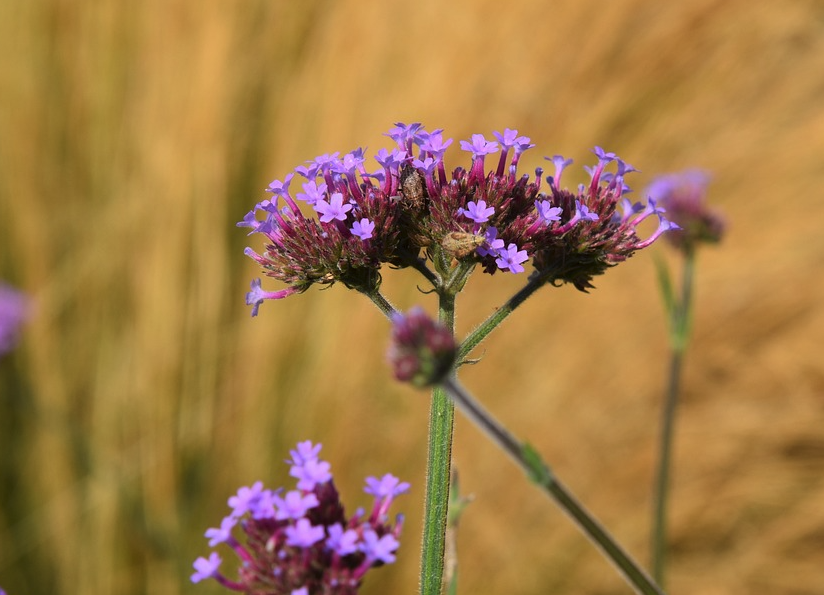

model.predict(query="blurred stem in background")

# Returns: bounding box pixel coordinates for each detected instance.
[651,248,695,586]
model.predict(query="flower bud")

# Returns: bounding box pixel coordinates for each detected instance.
[388,307,457,387]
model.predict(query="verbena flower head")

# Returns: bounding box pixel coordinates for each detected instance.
[0,283,29,356]
[242,124,678,314]
[192,441,407,594]
[388,307,457,387]
[645,170,725,252]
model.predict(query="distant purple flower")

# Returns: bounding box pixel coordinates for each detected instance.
[645,170,724,250]
[194,441,407,593]
[191,552,222,583]
[458,200,495,223]
[0,284,28,356]
[284,518,326,548]
[351,218,375,240]
[291,588,309,595]
[495,243,529,274]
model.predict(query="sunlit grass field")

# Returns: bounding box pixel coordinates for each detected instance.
[2,1,823,593]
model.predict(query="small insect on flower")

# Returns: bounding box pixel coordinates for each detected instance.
[441,232,486,259]
[399,164,427,210]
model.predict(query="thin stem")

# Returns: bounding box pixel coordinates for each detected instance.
[419,292,456,595]
[458,270,549,361]
[363,289,397,320]
[651,249,695,586]
[441,377,666,595]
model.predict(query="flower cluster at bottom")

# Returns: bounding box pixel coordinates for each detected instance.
[191,441,408,595]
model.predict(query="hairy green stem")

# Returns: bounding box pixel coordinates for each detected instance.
[419,292,456,595]
[440,376,666,595]
[651,249,695,586]
[364,290,398,320]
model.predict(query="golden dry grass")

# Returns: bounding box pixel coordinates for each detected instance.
[1,0,823,593]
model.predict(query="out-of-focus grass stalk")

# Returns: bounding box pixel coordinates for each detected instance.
[651,250,695,586]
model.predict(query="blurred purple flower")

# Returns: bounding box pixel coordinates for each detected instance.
[0,283,29,356]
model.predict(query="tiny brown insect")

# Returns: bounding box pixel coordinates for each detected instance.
[399,164,427,210]
[441,232,485,259]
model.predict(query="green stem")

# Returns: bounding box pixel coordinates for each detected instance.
[651,249,695,586]
[364,289,398,320]
[441,377,666,595]
[420,292,456,595]
[458,271,549,361]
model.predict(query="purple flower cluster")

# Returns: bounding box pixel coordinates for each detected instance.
[242,123,678,313]
[0,283,28,356]
[191,441,408,595]
[645,170,724,251]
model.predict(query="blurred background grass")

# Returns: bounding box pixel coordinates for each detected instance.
[1,0,823,593]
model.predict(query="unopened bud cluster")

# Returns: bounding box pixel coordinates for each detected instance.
[388,307,457,387]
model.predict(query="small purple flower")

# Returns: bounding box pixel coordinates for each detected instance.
[291,588,309,595]
[458,200,495,224]
[245,278,300,317]
[361,530,400,564]
[546,155,573,187]
[274,490,320,520]
[267,173,295,196]
[576,201,599,222]
[228,481,267,517]
[290,457,332,491]
[327,523,360,556]
[535,199,562,223]
[364,474,411,499]
[351,218,375,240]
[477,227,505,258]
[191,552,222,583]
[284,518,326,548]
[288,441,322,466]
[314,192,353,223]
[296,180,328,205]
[205,516,238,546]
[495,243,529,274]
[419,132,453,160]
[459,133,499,158]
